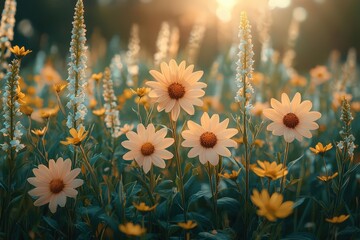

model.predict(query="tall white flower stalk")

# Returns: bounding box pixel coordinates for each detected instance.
[235,12,254,236]
[66,0,88,130]
[0,0,16,42]
[110,54,123,87]
[103,67,121,138]
[185,19,206,64]
[0,0,17,76]
[154,22,170,66]
[235,12,254,110]
[1,59,24,153]
[126,24,140,87]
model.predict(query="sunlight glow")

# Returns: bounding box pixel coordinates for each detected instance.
[269,0,291,9]
[216,0,237,22]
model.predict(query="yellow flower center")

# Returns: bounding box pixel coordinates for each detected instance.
[200,132,217,148]
[168,83,185,100]
[141,142,155,156]
[49,179,65,194]
[283,113,299,129]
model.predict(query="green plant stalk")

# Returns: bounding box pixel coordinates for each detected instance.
[280,142,290,192]
[169,116,187,222]
[206,162,218,229]
[332,145,348,217]
[294,155,305,231]
[55,92,66,115]
[79,143,102,204]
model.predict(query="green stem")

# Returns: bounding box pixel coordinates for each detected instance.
[207,162,219,229]
[169,116,187,222]
[280,142,290,192]
[79,144,101,204]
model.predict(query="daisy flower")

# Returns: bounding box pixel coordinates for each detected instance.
[121,123,174,173]
[146,59,207,121]
[181,112,238,166]
[263,92,321,143]
[27,157,83,213]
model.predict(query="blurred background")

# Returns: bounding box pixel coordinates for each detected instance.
[5,0,360,71]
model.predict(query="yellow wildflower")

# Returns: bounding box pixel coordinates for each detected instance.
[133,202,157,212]
[119,222,146,237]
[132,87,151,98]
[91,73,103,82]
[290,74,307,87]
[351,101,360,112]
[218,169,241,180]
[253,139,265,148]
[251,72,265,87]
[177,220,197,230]
[251,189,294,222]
[123,89,134,99]
[310,143,333,155]
[20,105,33,116]
[92,108,105,116]
[325,214,350,224]
[60,126,88,146]
[31,127,47,137]
[120,124,134,135]
[10,45,32,58]
[89,98,97,109]
[27,86,37,96]
[53,83,68,94]
[40,107,59,119]
[317,172,338,182]
[16,85,26,105]
[251,160,288,180]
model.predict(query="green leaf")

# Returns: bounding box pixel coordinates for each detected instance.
[292,197,305,209]
[337,226,360,236]
[155,180,174,198]
[281,232,317,240]
[42,216,60,232]
[344,162,360,178]
[287,154,304,171]
[0,180,7,191]
[217,197,240,211]
[188,190,211,207]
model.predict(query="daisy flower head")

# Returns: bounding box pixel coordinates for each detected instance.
[263,92,321,143]
[121,123,174,173]
[27,157,83,213]
[181,112,238,166]
[146,59,207,121]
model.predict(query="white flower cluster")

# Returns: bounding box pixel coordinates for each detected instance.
[235,12,255,111]
[126,24,140,87]
[0,60,24,152]
[103,68,121,138]
[0,0,16,43]
[154,22,170,66]
[110,54,123,87]
[66,0,88,130]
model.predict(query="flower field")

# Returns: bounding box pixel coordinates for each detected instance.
[0,0,359,239]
